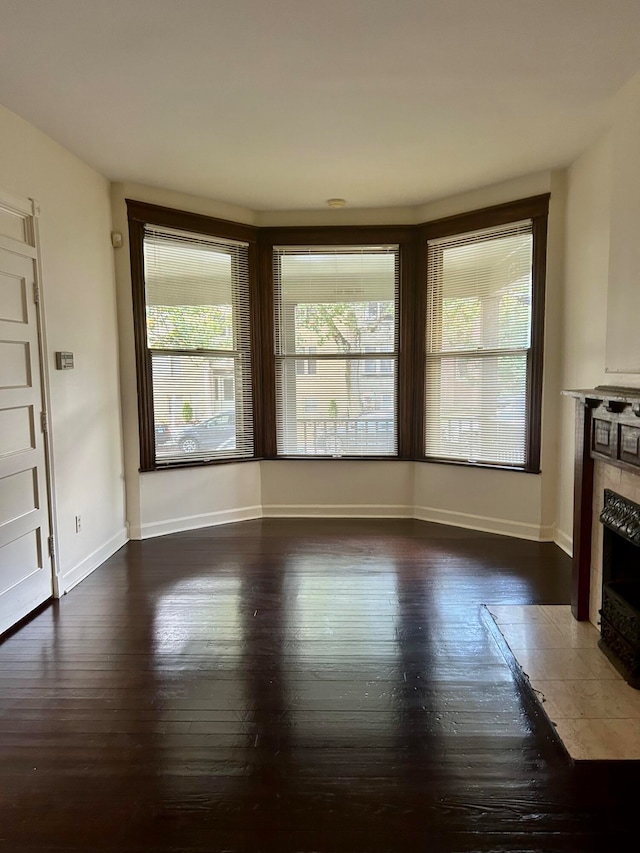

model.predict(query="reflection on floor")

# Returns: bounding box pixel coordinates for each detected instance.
[488,604,640,760]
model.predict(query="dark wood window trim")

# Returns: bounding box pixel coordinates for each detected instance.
[417,194,550,473]
[259,226,417,460]
[127,200,260,471]
[127,196,548,472]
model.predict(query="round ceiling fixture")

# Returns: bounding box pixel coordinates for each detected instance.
[327,198,346,209]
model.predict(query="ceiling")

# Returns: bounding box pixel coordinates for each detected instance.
[2,0,640,211]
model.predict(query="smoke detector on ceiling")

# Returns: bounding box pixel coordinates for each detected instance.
[327,198,346,209]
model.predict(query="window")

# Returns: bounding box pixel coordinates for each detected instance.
[128,196,547,471]
[423,206,546,470]
[273,245,400,457]
[128,201,256,469]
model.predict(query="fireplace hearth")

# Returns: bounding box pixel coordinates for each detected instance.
[599,489,640,688]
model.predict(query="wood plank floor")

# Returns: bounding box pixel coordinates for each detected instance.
[1,517,639,852]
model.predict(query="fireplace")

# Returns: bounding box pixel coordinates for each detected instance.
[599,489,640,687]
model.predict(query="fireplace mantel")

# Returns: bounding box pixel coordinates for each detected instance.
[564,386,640,620]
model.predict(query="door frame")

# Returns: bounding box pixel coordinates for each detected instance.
[0,187,60,599]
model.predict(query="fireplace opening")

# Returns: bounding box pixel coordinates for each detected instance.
[599,489,640,688]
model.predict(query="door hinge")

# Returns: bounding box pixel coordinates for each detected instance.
[33,281,40,304]
[48,536,55,559]
[40,411,48,433]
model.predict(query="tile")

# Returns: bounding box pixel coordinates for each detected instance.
[539,605,572,628]
[553,718,640,761]
[511,648,596,681]
[488,599,640,759]
[499,621,574,650]
[535,679,640,720]
[575,647,623,680]
[486,605,549,625]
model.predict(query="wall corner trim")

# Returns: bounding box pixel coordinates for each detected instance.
[554,527,573,557]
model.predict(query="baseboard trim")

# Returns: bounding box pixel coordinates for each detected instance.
[554,528,573,557]
[414,505,554,542]
[131,502,560,542]
[262,504,414,518]
[59,527,129,595]
[138,505,263,539]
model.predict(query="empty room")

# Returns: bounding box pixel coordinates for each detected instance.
[2,1,640,850]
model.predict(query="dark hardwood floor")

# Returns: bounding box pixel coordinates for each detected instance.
[1,518,639,852]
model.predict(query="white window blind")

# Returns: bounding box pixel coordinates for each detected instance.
[273,245,399,457]
[425,220,533,467]
[143,225,253,463]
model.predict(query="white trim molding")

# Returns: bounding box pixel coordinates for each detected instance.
[133,505,263,540]
[554,528,573,557]
[59,527,129,595]
[262,504,414,518]
[413,505,555,542]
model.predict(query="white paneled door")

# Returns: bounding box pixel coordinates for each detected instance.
[0,192,53,635]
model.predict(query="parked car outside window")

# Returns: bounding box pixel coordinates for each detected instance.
[177,411,236,453]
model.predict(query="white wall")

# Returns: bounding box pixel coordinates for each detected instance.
[0,103,126,592]
[606,71,640,373]
[261,461,414,517]
[555,69,640,554]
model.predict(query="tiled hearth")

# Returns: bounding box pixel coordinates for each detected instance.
[488,604,640,760]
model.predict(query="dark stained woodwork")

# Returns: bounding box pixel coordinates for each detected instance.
[1,518,639,851]
[126,200,258,245]
[418,194,551,241]
[257,230,278,458]
[419,194,550,474]
[259,225,418,461]
[572,399,595,620]
[397,233,419,457]
[528,209,548,473]
[126,200,260,471]
[127,216,156,471]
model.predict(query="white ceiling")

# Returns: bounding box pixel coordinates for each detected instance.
[2,0,640,211]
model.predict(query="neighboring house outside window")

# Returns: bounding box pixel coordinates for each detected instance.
[273,245,399,457]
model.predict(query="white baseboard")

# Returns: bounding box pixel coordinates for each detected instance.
[137,505,262,539]
[554,528,573,557]
[413,505,555,542]
[262,504,414,518]
[59,527,129,595]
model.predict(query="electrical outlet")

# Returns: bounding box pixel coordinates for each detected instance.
[75,515,82,533]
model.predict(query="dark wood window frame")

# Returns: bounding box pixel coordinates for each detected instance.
[127,200,261,471]
[128,195,548,472]
[259,226,417,460]
[416,194,549,474]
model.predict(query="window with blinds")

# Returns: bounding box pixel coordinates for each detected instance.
[425,220,533,467]
[142,225,254,464]
[273,245,399,457]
